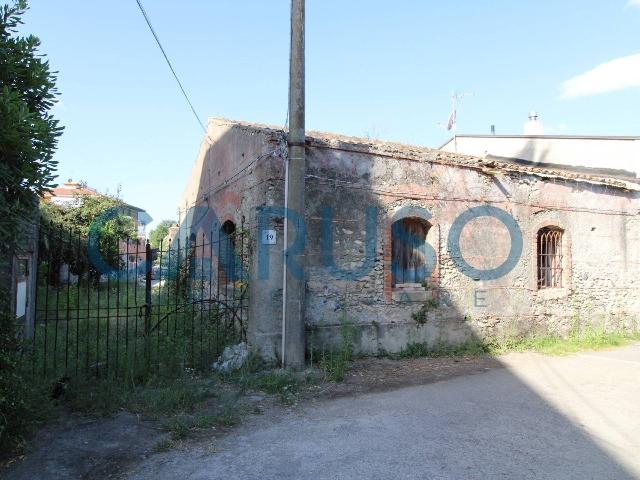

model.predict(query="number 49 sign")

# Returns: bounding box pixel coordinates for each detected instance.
[261,229,277,245]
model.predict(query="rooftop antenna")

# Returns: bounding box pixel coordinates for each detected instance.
[524,110,544,135]
[438,91,473,152]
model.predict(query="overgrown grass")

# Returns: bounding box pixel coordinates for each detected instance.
[318,349,351,382]
[242,370,300,404]
[217,353,301,405]
[59,353,305,448]
[496,327,640,355]
[3,236,249,457]
[152,397,246,452]
[393,327,640,359]
[315,310,358,382]
[31,262,246,383]
[18,280,243,454]
[161,398,244,440]
[63,374,219,418]
[62,370,253,449]
[3,322,240,458]
[391,339,491,359]
[32,289,237,381]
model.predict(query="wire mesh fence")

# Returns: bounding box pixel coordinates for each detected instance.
[32,219,249,380]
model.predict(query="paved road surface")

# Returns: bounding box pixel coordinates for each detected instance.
[126,344,640,479]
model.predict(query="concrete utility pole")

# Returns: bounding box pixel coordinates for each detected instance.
[284,0,306,368]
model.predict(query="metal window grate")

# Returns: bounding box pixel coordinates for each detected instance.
[537,228,563,288]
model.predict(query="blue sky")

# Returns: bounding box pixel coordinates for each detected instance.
[22,0,640,229]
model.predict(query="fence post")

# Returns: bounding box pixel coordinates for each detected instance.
[145,240,152,335]
[144,240,152,371]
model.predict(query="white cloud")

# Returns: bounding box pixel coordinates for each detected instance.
[560,53,640,99]
[627,0,640,8]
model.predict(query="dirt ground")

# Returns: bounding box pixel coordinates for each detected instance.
[307,354,502,399]
[2,354,502,480]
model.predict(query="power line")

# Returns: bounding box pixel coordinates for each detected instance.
[191,148,280,207]
[135,0,207,133]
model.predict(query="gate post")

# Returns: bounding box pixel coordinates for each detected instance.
[144,240,152,370]
[145,240,152,335]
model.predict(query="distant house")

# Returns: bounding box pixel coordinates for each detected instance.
[43,180,153,274]
[43,180,100,207]
[43,180,153,236]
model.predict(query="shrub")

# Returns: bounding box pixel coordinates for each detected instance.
[0,310,53,455]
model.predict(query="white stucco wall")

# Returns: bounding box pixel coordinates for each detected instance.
[440,136,640,177]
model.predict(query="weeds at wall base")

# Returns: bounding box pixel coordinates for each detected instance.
[316,349,351,382]
[390,327,640,359]
[218,354,303,405]
[311,308,358,382]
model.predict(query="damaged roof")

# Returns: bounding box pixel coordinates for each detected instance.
[208,118,640,191]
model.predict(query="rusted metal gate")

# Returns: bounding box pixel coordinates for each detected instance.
[31,219,249,379]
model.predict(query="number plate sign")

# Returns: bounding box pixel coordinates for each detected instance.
[261,229,277,245]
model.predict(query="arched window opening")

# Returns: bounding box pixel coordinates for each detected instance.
[218,220,236,285]
[537,227,563,288]
[391,217,430,286]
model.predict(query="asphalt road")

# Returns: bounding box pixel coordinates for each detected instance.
[126,343,640,480]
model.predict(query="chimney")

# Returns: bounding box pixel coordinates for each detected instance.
[490,125,496,135]
[524,111,544,135]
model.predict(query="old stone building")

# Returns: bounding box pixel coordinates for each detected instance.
[178,118,640,359]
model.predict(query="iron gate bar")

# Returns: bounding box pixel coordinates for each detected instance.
[33,218,249,380]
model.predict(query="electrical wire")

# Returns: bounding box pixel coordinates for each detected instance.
[135,0,207,134]
[196,149,280,203]
[175,148,281,216]
[303,173,638,217]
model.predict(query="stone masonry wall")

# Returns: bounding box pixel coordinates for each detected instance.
[301,138,640,355]
[181,120,640,359]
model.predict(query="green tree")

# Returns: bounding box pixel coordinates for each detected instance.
[40,193,137,283]
[0,0,62,454]
[0,0,62,251]
[149,219,175,248]
[41,193,136,239]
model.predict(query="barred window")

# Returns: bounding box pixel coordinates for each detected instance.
[537,227,563,288]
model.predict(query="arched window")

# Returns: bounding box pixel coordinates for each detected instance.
[218,220,236,284]
[537,227,563,288]
[391,217,430,286]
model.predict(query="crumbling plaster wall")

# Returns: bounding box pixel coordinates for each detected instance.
[178,120,286,359]
[182,121,640,358]
[302,141,640,355]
